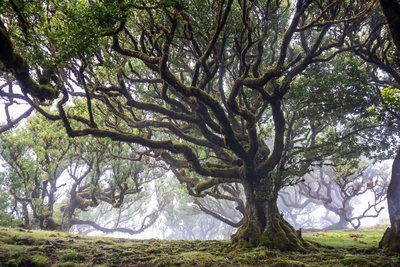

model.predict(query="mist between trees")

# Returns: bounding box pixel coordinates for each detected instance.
[0,0,400,252]
[0,111,393,241]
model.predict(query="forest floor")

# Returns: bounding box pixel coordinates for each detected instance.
[0,225,398,266]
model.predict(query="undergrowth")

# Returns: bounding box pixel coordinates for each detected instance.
[0,226,398,266]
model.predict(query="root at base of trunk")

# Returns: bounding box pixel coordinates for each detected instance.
[231,213,310,252]
[379,227,400,252]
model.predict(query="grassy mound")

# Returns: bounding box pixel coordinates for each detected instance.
[0,226,398,266]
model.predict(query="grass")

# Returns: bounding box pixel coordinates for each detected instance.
[0,225,398,266]
[302,226,386,249]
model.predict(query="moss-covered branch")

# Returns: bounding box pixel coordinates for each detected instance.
[0,23,58,101]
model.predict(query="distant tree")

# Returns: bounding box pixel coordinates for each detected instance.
[0,185,21,227]
[193,183,244,229]
[0,116,71,229]
[70,190,162,236]
[280,163,389,230]
[278,188,320,230]
[62,144,165,235]
[0,114,164,235]
[159,176,236,240]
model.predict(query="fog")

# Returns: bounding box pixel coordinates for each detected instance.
[0,108,393,240]
[67,160,391,241]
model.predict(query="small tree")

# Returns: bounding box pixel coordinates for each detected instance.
[159,176,236,240]
[62,144,165,235]
[0,116,71,229]
[0,113,164,235]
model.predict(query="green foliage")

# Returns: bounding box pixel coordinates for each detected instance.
[2,0,124,70]
[381,87,400,111]
[0,114,73,228]
[0,112,163,233]
[5,257,23,267]
[0,190,20,227]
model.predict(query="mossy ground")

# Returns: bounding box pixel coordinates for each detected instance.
[0,226,398,266]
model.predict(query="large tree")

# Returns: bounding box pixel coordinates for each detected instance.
[338,0,400,251]
[0,1,379,250]
[377,0,400,252]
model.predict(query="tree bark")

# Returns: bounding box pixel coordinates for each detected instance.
[323,216,348,230]
[380,0,400,50]
[21,202,30,228]
[380,148,400,252]
[61,203,77,231]
[231,182,308,251]
[322,200,352,230]
[379,0,400,253]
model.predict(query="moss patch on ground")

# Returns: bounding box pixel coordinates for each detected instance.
[302,226,386,249]
[0,226,398,266]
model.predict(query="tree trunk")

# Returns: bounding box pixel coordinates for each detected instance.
[323,216,348,230]
[231,182,308,251]
[21,202,30,228]
[380,148,400,252]
[380,0,400,50]
[61,205,76,231]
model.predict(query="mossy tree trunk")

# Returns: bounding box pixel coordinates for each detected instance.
[380,148,400,252]
[231,181,308,251]
[21,202,30,228]
[61,205,75,231]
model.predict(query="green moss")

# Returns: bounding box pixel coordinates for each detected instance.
[6,254,49,267]
[340,255,376,266]
[145,247,163,254]
[28,254,49,266]
[231,224,254,248]
[60,251,85,262]
[152,254,173,267]
[0,226,399,267]
[303,227,385,249]
[274,227,292,251]
[257,229,271,247]
[270,257,306,267]
[52,263,78,267]
[234,249,269,265]
[171,252,227,267]
[5,257,23,267]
